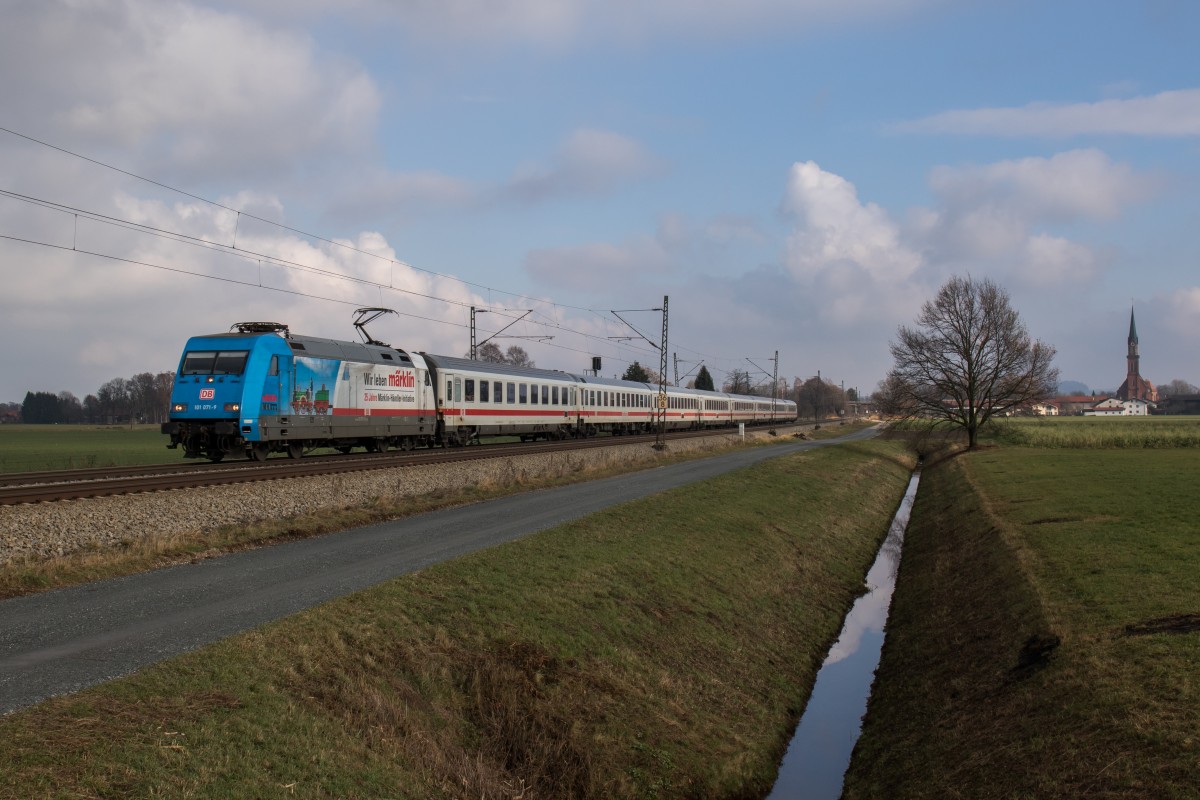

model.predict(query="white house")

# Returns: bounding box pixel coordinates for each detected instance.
[1083,397,1153,416]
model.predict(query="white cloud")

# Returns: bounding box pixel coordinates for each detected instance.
[928,149,1156,222]
[505,129,664,202]
[902,150,1160,288]
[1018,234,1099,287]
[895,88,1200,137]
[1164,287,1200,338]
[326,128,662,222]
[1,0,381,179]
[783,161,921,284]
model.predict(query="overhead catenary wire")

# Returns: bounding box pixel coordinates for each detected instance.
[0,126,774,376]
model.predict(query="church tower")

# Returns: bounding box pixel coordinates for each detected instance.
[1116,306,1158,402]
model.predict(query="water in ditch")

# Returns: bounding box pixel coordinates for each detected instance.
[766,468,921,799]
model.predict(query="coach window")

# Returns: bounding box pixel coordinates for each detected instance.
[446,380,452,403]
[552,386,559,406]
[530,384,539,405]
[480,380,489,402]
[494,381,502,403]
[506,382,515,404]
[519,384,528,404]
[454,378,462,403]
[541,385,549,405]
[465,379,475,403]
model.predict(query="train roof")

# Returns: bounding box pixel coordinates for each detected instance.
[420,353,583,383]
[577,374,653,391]
[187,330,420,368]
[288,335,419,367]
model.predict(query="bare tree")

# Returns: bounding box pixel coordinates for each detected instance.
[723,369,752,394]
[471,342,506,363]
[97,378,131,423]
[795,376,845,421]
[154,371,175,423]
[58,391,84,423]
[129,372,158,423]
[1158,378,1199,398]
[504,345,535,369]
[888,275,1058,449]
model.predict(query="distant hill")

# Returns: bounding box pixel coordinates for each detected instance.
[1057,380,1090,396]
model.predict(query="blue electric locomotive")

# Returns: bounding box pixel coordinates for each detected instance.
[162,322,438,461]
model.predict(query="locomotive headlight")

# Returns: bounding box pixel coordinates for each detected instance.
[224,402,240,412]
[172,403,187,412]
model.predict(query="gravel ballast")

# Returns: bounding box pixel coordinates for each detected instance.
[0,430,794,565]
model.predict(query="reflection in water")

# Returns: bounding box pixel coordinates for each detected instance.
[767,470,920,800]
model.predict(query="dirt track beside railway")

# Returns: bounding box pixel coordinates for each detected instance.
[1,427,809,565]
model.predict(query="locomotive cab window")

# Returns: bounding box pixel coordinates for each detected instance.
[182,351,248,376]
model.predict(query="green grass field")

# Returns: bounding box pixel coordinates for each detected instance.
[844,425,1200,798]
[987,415,1200,448]
[0,439,915,799]
[0,424,180,472]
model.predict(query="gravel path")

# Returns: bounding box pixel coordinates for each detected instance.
[0,424,875,715]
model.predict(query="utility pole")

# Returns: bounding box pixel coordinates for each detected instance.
[655,296,669,449]
[770,350,779,434]
[673,352,679,387]
[469,306,487,359]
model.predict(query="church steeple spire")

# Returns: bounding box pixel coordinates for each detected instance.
[1117,304,1156,403]
[1126,306,1140,383]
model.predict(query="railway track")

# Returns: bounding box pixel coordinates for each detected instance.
[0,427,766,505]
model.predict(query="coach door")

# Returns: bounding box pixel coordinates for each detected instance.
[262,355,282,417]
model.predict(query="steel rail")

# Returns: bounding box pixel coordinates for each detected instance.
[0,427,762,505]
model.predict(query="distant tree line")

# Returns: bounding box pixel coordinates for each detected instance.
[12,372,175,424]
[469,342,536,368]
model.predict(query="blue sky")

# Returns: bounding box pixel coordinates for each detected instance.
[2,0,1198,403]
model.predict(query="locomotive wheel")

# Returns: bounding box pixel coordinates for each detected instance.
[287,442,304,459]
[249,443,270,462]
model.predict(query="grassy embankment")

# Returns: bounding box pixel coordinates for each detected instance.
[1,436,912,798]
[0,422,870,599]
[844,418,1200,799]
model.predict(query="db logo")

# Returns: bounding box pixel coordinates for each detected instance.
[199,389,215,399]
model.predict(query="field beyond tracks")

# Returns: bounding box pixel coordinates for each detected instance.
[844,419,1200,799]
[0,424,174,472]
